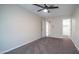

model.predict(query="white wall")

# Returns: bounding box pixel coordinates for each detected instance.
[71,5,79,51]
[42,16,71,38]
[0,5,43,53]
[47,17,62,38]
[42,19,46,37]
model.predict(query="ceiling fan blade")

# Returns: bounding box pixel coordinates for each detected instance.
[37,9,44,12]
[48,6,59,9]
[33,4,44,8]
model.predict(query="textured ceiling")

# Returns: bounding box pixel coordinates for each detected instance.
[19,4,77,18]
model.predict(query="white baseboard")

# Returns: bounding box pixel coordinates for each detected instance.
[71,39,79,52]
[0,42,27,54]
[0,38,39,54]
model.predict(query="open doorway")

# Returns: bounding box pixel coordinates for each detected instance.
[46,21,51,37]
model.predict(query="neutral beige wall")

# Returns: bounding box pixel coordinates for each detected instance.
[0,5,43,53]
[71,5,79,51]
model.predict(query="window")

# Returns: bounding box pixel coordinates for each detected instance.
[62,19,71,36]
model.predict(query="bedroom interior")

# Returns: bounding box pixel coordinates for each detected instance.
[0,4,79,54]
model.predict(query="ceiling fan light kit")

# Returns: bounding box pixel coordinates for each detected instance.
[43,9,48,12]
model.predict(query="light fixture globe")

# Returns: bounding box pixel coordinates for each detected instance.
[43,9,48,12]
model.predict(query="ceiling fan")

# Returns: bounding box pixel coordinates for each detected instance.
[33,4,59,13]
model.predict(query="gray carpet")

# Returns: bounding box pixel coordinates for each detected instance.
[5,37,79,54]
